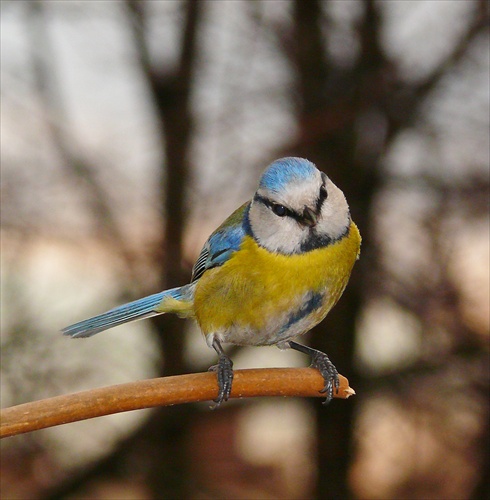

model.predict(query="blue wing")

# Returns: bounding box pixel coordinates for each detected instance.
[191,202,250,282]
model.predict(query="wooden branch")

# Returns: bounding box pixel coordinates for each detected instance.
[1,368,354,438]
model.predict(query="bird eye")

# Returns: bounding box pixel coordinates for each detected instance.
[320,185,328,199]
[272,204,287,217]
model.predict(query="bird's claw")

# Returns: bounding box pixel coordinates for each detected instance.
[310,351,339,405]
[208,355,234,409]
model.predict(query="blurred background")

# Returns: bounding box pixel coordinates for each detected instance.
[1,1,489,498]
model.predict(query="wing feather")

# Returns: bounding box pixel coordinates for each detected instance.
[191,202,250,281]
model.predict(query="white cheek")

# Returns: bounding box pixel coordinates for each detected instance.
[250,207,304,253]
[267,221,305,253]
[318,197,350,238]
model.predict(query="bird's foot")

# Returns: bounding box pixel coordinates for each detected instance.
[289,341,339,404]
[310,350,340,404]
[208,354,234,408]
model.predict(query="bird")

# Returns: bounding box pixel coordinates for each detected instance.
[62,157,361,406]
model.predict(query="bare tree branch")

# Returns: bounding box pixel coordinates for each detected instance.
[411,0,489,102]
[125,1,202,377]
[1,369,354,438]
[25,1,138,277]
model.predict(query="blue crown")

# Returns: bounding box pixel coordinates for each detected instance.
[259,157,317,193]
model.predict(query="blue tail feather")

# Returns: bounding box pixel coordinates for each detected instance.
[62,287,183,338]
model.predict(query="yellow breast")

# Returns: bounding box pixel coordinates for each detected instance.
[193,221,361,345]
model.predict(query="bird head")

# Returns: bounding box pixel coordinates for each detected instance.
[248,157,351,254]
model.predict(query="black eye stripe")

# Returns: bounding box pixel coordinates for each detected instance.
[254,193,298,220]
[316,179,328,213]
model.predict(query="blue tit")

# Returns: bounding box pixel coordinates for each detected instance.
[63,157,361,406]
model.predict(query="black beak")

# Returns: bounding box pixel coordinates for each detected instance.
[302,206,318,227]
